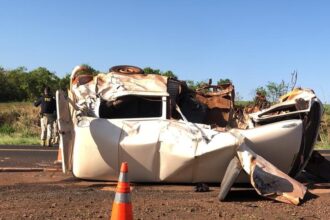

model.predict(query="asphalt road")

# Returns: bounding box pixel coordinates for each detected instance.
[1,146,330,219]
[318,149,330,161]
[0,145,58,168]
[0,145,329,169]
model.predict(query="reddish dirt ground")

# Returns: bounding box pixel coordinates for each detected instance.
[1,171,330,219]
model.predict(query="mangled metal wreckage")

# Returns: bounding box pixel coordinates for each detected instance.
[57,65,323,205]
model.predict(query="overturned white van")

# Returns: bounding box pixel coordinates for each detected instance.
[57,65,323,205]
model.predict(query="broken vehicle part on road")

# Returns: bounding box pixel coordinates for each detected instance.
[56,65,323,205]
[221,130,307,205]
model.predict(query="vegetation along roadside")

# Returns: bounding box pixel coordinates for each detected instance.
[0,65,329,147]
[0,102,329,148]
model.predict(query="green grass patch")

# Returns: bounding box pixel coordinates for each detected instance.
[0,123,15,134]
[0,134,39,145]
[315,145,330,149]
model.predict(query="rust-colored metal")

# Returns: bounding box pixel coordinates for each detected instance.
[244,92,270,114]
[194,83,235,128]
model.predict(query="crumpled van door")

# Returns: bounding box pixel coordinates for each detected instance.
[56,90,75,173]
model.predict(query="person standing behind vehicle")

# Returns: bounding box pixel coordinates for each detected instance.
[34,87,56,147]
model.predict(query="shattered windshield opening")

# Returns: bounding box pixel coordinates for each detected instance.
[98,95,163,119]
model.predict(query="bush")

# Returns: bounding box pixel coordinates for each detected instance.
[0,123,15,134]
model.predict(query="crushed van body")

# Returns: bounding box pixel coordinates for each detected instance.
[56,65,323,205]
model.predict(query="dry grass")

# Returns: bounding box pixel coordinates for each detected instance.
[317,104,330,149]
[0,102,40,145]
[0,102,329,147]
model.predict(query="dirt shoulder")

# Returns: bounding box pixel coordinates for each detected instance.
[1,172,330,219]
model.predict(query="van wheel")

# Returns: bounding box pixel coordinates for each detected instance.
[109,65,144,74]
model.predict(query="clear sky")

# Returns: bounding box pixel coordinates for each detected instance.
[1,0,329,102]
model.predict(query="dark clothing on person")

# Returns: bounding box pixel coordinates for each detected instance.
[34,93,57,147]
[34,95,56,115]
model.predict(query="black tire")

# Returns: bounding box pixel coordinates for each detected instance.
[289,102,322,177]
[109,65,144,74]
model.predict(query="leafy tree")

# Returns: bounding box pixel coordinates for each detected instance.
[0,66,68,101]
[27,67,60,99]
[143,67,177,79]
[0,68,9,102]
[185,80,209,90]
[255,86,267,97]
[59,74,71,91]
[265,80,289,102]
[144,67,160,75]
[4,67,29,101]
[255,71,299,103]
[78,64,100,76]
[255,80,290,103]
[0,64,179,101]
[217,78,232,85]
[161,70,177,79]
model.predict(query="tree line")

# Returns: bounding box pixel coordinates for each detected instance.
[0,65,231,102]
[0,66,70,102]
[0,64,295,103]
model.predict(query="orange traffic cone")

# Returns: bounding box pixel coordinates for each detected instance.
[110,162,133,220]
[54,146,62,165]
